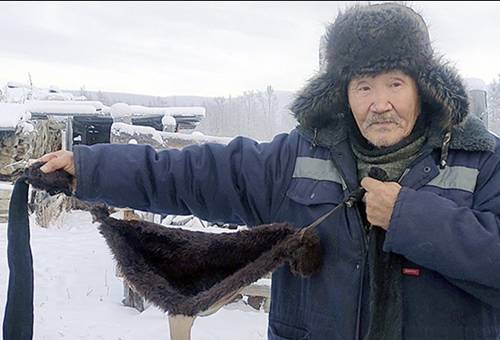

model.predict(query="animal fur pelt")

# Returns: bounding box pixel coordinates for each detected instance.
[23,163,323,316]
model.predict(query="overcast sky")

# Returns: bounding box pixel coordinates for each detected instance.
[0,1,499,97]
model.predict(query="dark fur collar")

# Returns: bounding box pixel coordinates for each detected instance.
[296,115,496,153]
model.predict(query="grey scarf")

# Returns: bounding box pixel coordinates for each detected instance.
[350,125,427,340]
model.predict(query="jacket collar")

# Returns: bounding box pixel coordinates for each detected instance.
[297,115,496,153]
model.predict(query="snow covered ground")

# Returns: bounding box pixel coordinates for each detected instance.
[0,210,268,339]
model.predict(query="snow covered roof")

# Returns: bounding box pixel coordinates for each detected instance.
[3,87,30,104]
[111,122,165,145]
[162,106,206,118]
[110,103,133,118]
[111,122,233,146]
[162,130,233,145]
[6,81,29,88]
[112,103,206,118]
[26,100,104,115]
[3,81,78,102]
[0,100,107,129]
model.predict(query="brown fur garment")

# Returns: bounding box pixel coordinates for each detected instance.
[22,162,73,196]
[96,209,322,316]
[24,164,323,316]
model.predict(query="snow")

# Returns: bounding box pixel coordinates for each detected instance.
[110,103,133,118]
[48,85,60,93]
[162,114,176,127]
[28,100,104,111]
[111,103,206,118]
[0,103,30,129]
[6,81,28,88]
[26,101,100,115]
[3,83,77,103]
[162,130,233,145]
[0,210,268,339]
[20,121,35,133]
[162,107,206,118]
[0,100,109,130]
[111,122,165,145]
[112,122,234,146]
[0,181,13,191]
[3,87,30,103]
[102,105,111,115]
[161,215,246,233]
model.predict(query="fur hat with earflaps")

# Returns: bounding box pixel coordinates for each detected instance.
[291,2,477,158]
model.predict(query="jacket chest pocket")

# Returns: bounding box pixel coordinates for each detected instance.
[287,156,346,207]
[286,177,345,207]
[422,165,478,208]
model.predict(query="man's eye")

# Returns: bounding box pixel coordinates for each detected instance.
[358,86,371,92]
[391,82,402,88]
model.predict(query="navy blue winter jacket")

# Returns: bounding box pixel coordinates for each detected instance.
[74,113,500,339]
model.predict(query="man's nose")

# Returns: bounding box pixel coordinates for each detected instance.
[370,93,393,113]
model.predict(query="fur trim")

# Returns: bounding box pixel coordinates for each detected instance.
[295,115,496,153]
[291,3,477,151]
[291,72,345,131]
[431,115,496,152]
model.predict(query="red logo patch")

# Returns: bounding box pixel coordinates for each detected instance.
[402,268,421,277]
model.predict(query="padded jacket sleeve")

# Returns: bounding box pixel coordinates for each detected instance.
[74,133,297,226]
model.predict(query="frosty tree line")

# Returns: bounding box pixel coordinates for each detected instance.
[78,75,500,142]
[488,75,500,134]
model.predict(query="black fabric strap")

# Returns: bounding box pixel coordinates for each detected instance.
[3,179,34,340]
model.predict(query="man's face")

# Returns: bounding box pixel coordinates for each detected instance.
[347,70,420,147]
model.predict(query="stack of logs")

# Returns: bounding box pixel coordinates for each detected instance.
[0,118,64,224]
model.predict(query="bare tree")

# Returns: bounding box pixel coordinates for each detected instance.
[265,85,278,117]
[79,85,89,99]
[242,91,258,134]
[264,85,279,139]
[488,75,500,134]
[96,90,111,106]
[214,96,226,135]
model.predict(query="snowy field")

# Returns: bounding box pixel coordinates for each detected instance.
[0,210,268,339]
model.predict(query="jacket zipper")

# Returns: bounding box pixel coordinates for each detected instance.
[329,152,367,340]
[354,150,432,339]
[330,148,432,340]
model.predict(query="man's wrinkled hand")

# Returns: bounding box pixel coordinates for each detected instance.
[36,150,77,192]
[360,177,401,230]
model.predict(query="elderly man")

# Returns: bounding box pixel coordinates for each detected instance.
[39,3,499,340]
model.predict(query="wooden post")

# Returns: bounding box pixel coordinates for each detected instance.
[168,315,195,340]
[120,208,149,312]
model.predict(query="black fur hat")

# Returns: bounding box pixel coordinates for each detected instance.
[291,2,469,141]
